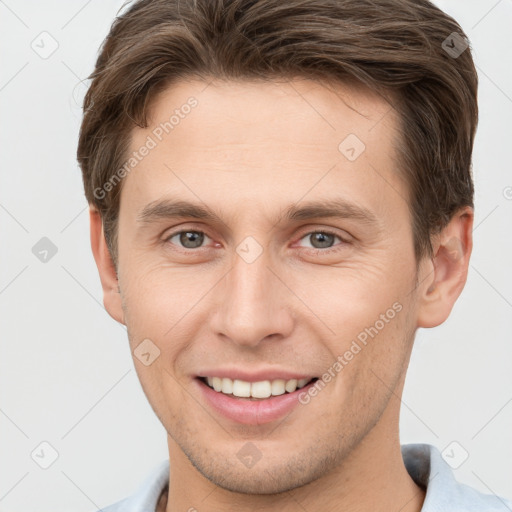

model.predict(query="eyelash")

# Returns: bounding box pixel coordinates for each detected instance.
[163,228,350,254]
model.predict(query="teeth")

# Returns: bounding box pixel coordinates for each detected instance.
[232,379,251,397]
[221,377,233,394]
[212,377,222,392]
[204,376,312,397]
[271,379,286,396]
[285,379,298,393]
[251,380,272,399]
[297,378,309,388]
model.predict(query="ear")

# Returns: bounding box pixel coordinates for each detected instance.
[416,206,473,328]
[89,207,125,325]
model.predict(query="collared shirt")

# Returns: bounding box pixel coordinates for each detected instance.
[97,443,512,511]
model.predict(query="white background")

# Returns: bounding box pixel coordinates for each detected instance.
[1,1,511,510]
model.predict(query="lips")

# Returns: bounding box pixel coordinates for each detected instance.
[194,373,319,425]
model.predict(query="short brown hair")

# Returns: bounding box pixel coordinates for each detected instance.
[77,0,478,268]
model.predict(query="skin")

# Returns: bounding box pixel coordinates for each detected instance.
[90,77,473,511]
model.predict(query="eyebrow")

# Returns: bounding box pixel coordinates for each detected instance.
[136,197,379,227]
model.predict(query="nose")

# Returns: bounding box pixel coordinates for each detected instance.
[210,245,295,348]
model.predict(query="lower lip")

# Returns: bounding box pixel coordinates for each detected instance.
[195,378,316,425]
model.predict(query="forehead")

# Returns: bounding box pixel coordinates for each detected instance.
[146,76,397,142]
[121,77,406,224]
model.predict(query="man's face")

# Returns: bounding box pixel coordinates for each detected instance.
[115,78,424,493]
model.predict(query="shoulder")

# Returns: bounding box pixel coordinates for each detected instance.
[402,443,512,511]
[99,496,132,512]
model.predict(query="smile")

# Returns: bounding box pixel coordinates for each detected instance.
[195,375,320,425]
[200,376,316,399]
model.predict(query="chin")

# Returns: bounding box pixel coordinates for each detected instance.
[201,468,309,495]
[185,446,336,496]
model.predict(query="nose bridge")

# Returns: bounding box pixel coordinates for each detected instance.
[212,241,294,347]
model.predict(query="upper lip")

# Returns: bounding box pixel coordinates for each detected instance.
[196,368,316,382]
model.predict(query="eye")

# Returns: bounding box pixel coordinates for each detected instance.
[163,228,349,252]
[296,230,347,251]
[165,230,212,249]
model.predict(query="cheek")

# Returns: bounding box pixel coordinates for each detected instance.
[294,263,415,399]
[121,265,197,416]
[122,262,182,328]
[119,261,215,367]
[288,258,411,339]
[314,307,412,442]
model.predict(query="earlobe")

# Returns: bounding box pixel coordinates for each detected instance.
[89,207,125,325]
[416,206,474,328]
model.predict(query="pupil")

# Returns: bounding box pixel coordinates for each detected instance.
[312,232,333,248]
[181,231,203,248]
